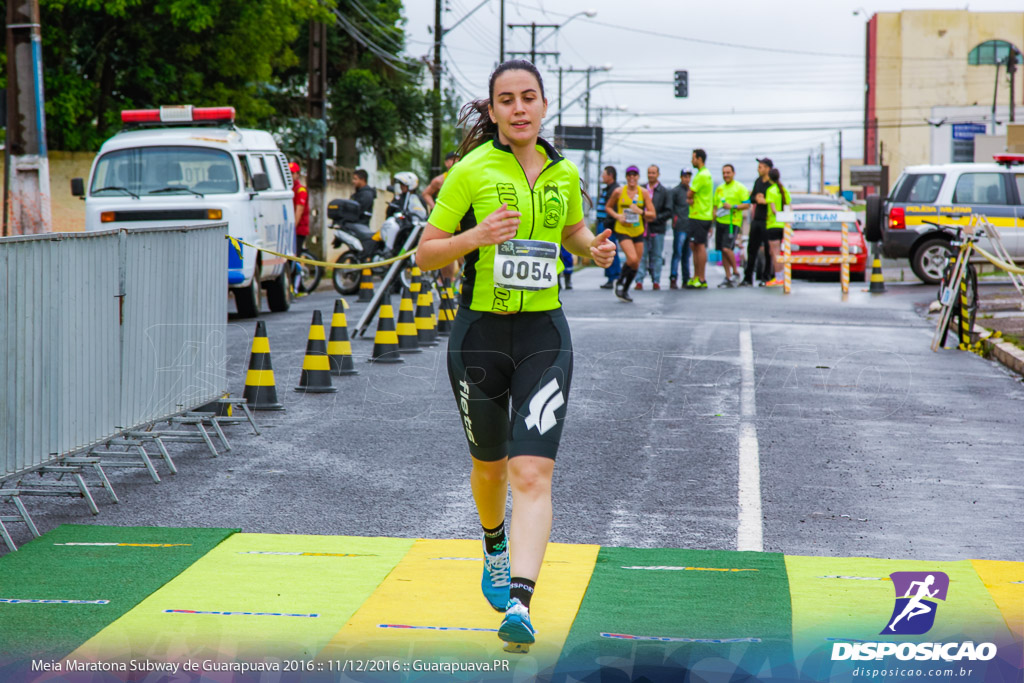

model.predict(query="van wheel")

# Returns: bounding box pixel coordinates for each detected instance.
[911,238,952,285]
[233,266,262,318]
[266,266,292,312]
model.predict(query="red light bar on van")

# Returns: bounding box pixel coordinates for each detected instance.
[993,153,1024,166]
[120,106,236,125]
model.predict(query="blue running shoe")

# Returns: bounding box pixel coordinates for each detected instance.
[481,537,510,612]
[498,598,536,653]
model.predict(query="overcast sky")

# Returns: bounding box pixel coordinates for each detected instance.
[399,0,1023,191]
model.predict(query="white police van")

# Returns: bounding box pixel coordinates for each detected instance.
[72,105,295,317]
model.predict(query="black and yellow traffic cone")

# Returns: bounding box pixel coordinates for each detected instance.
[296,310,338,393]
[327,299,359,376]
[369,304,405,363]
[436,278,454,336]
[357,268,375,302]
[415,273,439,347]
[868,244,886,293]
[243,321,284,410]
[396,285,422,354]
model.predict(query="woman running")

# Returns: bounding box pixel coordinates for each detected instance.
[605,165,655,302]
[416,60,615,653]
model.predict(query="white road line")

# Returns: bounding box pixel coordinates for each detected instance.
[737,322,763,552]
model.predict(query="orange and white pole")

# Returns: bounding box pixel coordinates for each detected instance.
[783,223,793,294]
[840,222,850,295]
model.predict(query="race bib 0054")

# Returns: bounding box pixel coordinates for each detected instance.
[623,208,641,225]
[493,239,559,292]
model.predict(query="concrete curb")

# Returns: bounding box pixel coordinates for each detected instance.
[975,325,1024,378]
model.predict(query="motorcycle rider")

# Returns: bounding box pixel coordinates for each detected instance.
[389,171,428,220]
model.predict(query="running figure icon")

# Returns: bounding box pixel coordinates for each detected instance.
[886,574,939,633]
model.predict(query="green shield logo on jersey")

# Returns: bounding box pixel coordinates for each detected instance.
[542,183,563,229]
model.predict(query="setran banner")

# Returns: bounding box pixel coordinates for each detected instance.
[777,211,858,224]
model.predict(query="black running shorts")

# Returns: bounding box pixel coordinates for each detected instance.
[688,219,712,245]
[767,227,784,241]
[714,224,737,251]
[447,308,573,461]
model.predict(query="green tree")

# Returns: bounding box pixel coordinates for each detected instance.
[37,0,331,151]
[265,0,431,175]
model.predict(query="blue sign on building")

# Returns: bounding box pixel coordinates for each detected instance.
[952,123,988,140]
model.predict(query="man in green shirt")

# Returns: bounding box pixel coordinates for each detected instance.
[713,163,750,287]
[686,148,713,289]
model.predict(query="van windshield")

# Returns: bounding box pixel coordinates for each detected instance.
[90,146,239,196]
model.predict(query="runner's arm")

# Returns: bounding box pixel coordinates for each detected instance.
[416,204,521,271]
[562,221,615,269]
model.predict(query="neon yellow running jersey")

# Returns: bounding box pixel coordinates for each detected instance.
[428,137,584,313]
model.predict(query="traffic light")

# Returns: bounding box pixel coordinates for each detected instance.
[674,70,688,98]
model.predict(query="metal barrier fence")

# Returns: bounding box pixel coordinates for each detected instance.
[0,224,227,480]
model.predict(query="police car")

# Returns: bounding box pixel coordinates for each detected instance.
[864,156,1024,284]
[72,106,296,318]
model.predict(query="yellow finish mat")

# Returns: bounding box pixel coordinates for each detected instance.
[972,559,1024,665]
[785,555,1012,662]
[317,539,599,673]
[64,533,413,664]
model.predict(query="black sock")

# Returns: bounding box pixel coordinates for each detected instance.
[509,577,535,609]
[483,522,506,555]
[623,266,637,291]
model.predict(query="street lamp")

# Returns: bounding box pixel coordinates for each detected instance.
[533,9,597,48]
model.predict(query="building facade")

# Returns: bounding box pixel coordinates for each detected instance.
[864,10,1024,183]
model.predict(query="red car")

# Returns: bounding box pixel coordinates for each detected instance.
[787,203,868,280]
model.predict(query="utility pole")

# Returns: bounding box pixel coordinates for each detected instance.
[838,130,843,198]
[557,68,563,127]
[431,0,443,177]
[499,0,505,62]
[819,143,825,194]
[1008,49,1018,123]
[992,58,1002,135]
[5,0,51,235]
[307,20,328,254]
[807,152,812,192]
[507,22,559,63]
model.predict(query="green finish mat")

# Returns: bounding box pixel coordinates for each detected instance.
[0,524,237,662]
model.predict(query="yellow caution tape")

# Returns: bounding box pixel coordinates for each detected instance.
[224,236,417,270]
[972,244,1024,275]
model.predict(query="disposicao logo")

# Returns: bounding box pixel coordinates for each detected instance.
[831,571,998,663]
[882,571,948,635]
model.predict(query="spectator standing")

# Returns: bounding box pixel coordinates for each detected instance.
[289,162,309,294]
[635,165,673,290]
[597,166,621,289]
[713,164,750,287]
[686,149,713,289]
[740,158,773,286]
[761,167,791,287]
[669,169,692,289]
[351,169,376,224]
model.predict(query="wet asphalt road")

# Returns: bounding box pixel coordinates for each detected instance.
[5,266,1023,562]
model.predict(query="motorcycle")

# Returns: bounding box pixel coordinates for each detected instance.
[328,188,427,295]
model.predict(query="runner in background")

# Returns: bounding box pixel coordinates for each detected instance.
[606,165,656,302]
[713,164,749,287]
